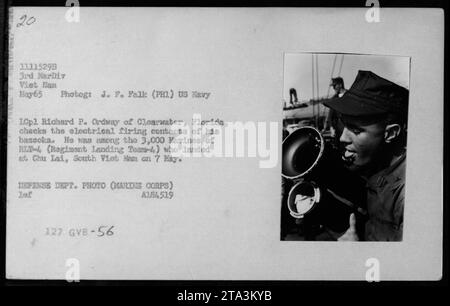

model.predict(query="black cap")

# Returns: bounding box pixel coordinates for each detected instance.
[324,70,409,116]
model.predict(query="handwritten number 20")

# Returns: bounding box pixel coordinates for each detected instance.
[17,15,36,27]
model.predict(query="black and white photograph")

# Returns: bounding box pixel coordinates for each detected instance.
[281,53,410,241]
[1,3,445,286]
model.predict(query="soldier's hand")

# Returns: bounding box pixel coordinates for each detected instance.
[337,213,359,241]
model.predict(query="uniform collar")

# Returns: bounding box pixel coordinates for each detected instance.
[366,151,406,188]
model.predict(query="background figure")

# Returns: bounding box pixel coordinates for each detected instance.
[289,88,298,104]
[323,77,346,146]
[330,77,346,98]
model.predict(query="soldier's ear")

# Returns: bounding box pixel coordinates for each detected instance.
[384,124,401,143]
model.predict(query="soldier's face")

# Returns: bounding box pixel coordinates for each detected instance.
[339,116,387,172]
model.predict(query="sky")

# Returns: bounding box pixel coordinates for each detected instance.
[283,53,410,103]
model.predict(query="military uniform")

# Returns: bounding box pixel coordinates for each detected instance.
[364,153,406,241]
[324,70,409,241]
